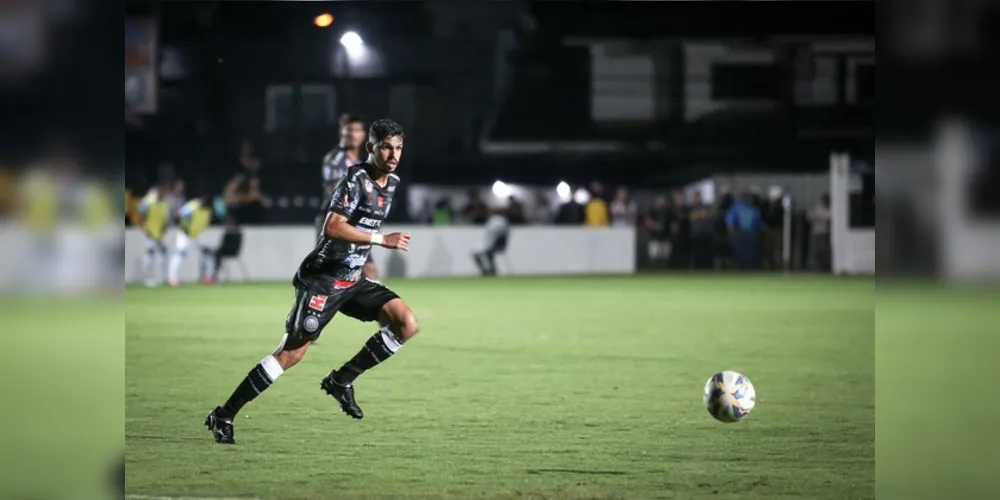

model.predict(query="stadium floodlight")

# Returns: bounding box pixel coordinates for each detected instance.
[492,180,512,199]
[314,13,334,28]
[556,181,571,201]
[573,187,590,205]
[339,31,365,57]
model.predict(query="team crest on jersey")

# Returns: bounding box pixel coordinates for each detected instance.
[303,315,320,333]
[308,295,327,311]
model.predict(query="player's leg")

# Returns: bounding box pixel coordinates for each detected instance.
[143,235,159,286]
[487,234,508,275]
[168,231,190,286]
[473,251,488,275]
[158,239,170,284]
[205,287,340,443]
[321,281,419,419]
[197,235,216,283]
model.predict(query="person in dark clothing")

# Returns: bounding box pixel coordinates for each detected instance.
[462,190,489,224]
[669,191,691,269]
[554,185,585,225]
[644,194,673,266]
[688,191,716,270]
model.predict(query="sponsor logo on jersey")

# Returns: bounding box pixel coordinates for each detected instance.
[308,295,328,311]
[377,196,385,208]
[358,217,381,228]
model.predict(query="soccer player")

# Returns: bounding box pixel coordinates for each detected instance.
[318,114,379,281]
[138,181,172,287]
[473,207,510,276]
[205,119,418,444]
[167,195,215,286]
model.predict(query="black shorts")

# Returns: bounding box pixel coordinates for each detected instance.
[285,279,399,341]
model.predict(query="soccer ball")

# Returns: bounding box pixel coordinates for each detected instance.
[703,370,756,422]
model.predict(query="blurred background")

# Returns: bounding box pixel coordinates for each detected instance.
[120,0,877,285]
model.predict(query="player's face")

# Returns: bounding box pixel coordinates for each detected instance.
[340,122,366,149]
[368,135,403,173]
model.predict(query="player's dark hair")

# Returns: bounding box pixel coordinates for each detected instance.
[368,118,404,143]
[340,113,364,127]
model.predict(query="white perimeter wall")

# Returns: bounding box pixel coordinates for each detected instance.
[124,226,637,283]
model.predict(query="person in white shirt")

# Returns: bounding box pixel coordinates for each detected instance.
[808,193,832,271]
[532,191,554,224]
[609,187,637,226]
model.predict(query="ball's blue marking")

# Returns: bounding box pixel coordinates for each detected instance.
[732,404,748,419]
[732,386,748,400]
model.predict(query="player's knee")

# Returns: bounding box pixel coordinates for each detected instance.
[394,310,419,342]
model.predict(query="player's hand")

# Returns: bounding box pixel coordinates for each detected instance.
[382,232,411,251]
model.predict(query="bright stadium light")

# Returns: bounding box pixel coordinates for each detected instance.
[314,13,334,28]
[492,180,512,199]
[573,187,590,204]
[339,31,365,58]
[556,181,571,201]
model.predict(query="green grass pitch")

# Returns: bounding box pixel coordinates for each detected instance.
[126,275,874,499]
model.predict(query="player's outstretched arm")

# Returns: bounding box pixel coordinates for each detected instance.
[325,212,380,244]
[324,213,410,250]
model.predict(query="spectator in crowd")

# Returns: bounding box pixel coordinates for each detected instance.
[688,191,716,269]
[644,194,672,265]
[760,187,785,270]
[670,191,690,268]
[585,181,610,227]
[610,187,637,226]
[507,196,528,224]
[243,177,271,223]
[808,193,832,271]
[223,173,244,208]
[554,185,585,225]
[462,189,489,224]
[0,167,12,217]
[431,198,454,225]
[414,199,433,224]
[238,139,262,178]
[224,174,270,224]
[532,191,553,224]
[125,186,143,226]
[726,192,765,270]
[714,192,735,270]
[168,179,186,220]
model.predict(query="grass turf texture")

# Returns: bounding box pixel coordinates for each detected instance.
[126,276,874,499]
